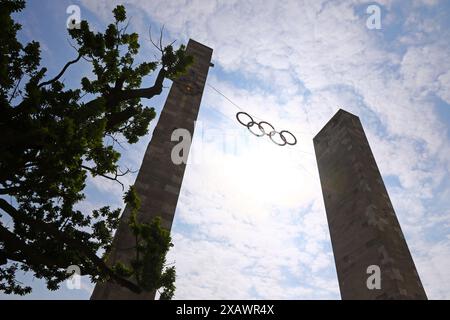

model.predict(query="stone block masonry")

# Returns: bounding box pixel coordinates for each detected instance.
[91,39,213,300]
[313,109,427,300]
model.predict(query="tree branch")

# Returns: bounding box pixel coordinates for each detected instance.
[81,165,127,190]
[114,67,166,101]
[0,187,21,195]
[0,224,62,268]
[8,76,22,103]
[38,53,82,88]
[84,65,166,109]
[106,133,125,150]
[0,199,142,294]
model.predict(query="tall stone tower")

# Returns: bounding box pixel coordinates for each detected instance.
[313,109,427,300]
[91,39,213,300]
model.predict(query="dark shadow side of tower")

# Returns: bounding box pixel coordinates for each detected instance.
[313,109,427,300]
[90,39,213,300]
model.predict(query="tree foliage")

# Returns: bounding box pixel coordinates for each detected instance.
[0,0,192,298]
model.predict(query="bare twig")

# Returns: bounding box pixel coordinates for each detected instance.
[148,26,164,53]
[82,165,126,190]
[8,76,22,103]
[106,133,126,150]
[119,17,132,36]
[66,38,93,63]
[82,165,136,191]
[118,166,138,175]
[159,25,164,52]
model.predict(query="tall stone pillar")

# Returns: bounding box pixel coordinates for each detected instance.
[313,109,427,300]
[91,39,213,300]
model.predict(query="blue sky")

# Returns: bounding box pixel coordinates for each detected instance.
[1,0,450,299]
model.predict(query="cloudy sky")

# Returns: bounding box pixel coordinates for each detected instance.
[2,0,450,299]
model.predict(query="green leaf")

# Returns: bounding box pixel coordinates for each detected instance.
[113,5,126,22]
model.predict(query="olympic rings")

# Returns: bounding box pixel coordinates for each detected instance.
[235,112,297,146]
[269,130,287,146]
[236,111,253,127]
[280,130,297,145]
[247,121,265,137]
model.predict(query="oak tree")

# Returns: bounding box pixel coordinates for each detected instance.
[0,0,192,299]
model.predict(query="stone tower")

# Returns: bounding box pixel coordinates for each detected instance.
[313,109,427,300]
[91,39,213,300]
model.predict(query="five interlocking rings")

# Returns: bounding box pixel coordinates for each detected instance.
[236,112,297,146]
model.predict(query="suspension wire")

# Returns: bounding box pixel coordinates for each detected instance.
[205,102,237,125]
[206,82,312,136]
[207,83,248,114]
[205,82,316,156]
[204,83,339,190]
[302,100,315,138]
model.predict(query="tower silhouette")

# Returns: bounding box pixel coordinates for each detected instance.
[313,109,427,299]
[91,39,213,300]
